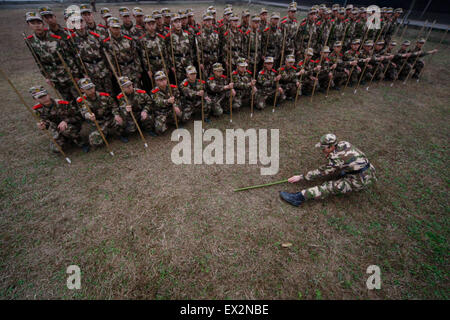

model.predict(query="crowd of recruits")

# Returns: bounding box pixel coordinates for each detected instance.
[24,3,438,153]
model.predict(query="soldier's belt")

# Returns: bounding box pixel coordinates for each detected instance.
[341,163,371,176]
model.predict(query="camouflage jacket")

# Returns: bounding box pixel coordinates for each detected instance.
[298,58,320,77]
[224,28,245,62]
[280,17,298,50]
[103,34,142,69]
[329,51,346,71]
[279,65,299,84]
[26,31,81,81]
[117,88,152,116]
[262,25,283,57]
[165,29,193,67]
[76,91,119,122]
[257,68,278,92]
[33,98,81,127]
[121,23,145,42]
[343,49,361,65]
[197,26,220,56]
[242,28,262,65]
[407,46,430,63]
[138,32,167,72]
[151,84,180,114]
[70,30,105,66]
[180,78,208,102]
[207,74,230,96]
[304,141,370,181]
[87,23,109,39]
[231,69,253,96]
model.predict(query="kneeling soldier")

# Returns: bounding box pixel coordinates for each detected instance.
[30,86,84,153]
[116,76,154,137]
[180,65,212,122]
[76,78,126,148]
[151,71,183,135]
[206,62,235,116]
[280,134,377,206]
[231,57,256,109]
[279,54,300,100]
[256,56,284,110]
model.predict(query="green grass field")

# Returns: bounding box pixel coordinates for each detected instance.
[0,3,449,299]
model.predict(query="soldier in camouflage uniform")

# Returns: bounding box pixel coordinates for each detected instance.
[262,12,283,67]
[133,7,146,36]
[69,15,113,94]
[26,12,80,101]
[153,10,165,36]
[180,65,212,122]
[197,14,220,78]
[280,134,377,206]
[243,15,262,73]
[381,41,398,81]
[231,57,256,110]
[119,7,144,41]
[161,8,172,34]
[103,17,143,88]
[206,62,235,116]
[30,85,83,153]
[408,38,438,79]
[139,15,167,83]
[116,76,154,136]
[297,48,320,96]
[80,4,108,39]
[316,46,334,92]
[343,39,363,86]
[281,3,299,56]
[224,15,244,70]
[356,40,376,84]
[328,41,348,90]
[38,6,72,43]
[259,8,268,33]
[239,9,250,31]
[100,7,112,27]
[395,40,413,81]
[256,56,284,110]
[151,71,183,134]
[166,14,193,86]
[187,9,201,35]
[278,54,300,100]
[76,78,126,147]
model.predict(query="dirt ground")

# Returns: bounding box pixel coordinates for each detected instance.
[0,3,449,299]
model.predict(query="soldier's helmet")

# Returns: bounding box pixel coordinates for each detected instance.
[213,63,224,71]
[251,15,261,22]
[186,65,197,74]
[306,48,314,56]
[315,134,337,149]
[242,9,251,17]
[118,7,131,17]
[38,6,53,17]
[264,56,274,64]
[322,46,331,53]
[154,71,167,80]
[25,12,43,22]
[133,7,144,16]
[237,57,248,67]
[334,41,343,47]
[118,76,132,87]
[260,8,268,15]
[144,15,155,23]
[286,55,295,63]
[271,12,281,19]
[78,78,95,90]
[80,4,92,14]
[30,86,48,99]
[107,17,121,28]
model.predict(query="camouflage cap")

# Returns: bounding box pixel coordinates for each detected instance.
[364,40,374,46]
[394,8,403,14]
[207,6,216,13]
[271,12,281,19]
[390,41,397,46]
[332,4,340,9]
[38,6,53,16]
[133,7,144,16]
[346,4,353,10]
[352,39,361,45]
[224,8,233,16]
[417,38,426,44]
[152,10,162,19]
[203,14,213,21]
[213,62,224,71]
[264,56,274,63]
[309,9,318,14]
[186,65,197,74]
[225,4,233,9]
[324,9,332,15]
[108,17,121,28]
[260,8,268,14]
[78,78,95,90]
[154,70,167,80]
[338,8,345,14]
[286,54,295,62]
[230,14,239,21]
[187,11,195,17]
[315,133,337,148]
[333,41,342,47]
[161,8,171,17]
[386,8,393,13]
[376,40,385,46]
[29,85,48,99]
[288,2,297,12]
[172,13,181,21]
[306,47,314,56]
[352,8,359,14]
[144,15,155,23]
[319,4,327,9]
[322,45,331,53]
[251,15,261,22]
[80,4,92,14]
[360,7,367,12]
[237,57,248,67]
[100,7,110,15]
[179,10,187,19]
[119,7,131,17]
[118,76,132,87]
[402,40,411,46]
[25,12,43,22]
[381,7,387,13]
[68,14,83,28]
[242,9,250,17]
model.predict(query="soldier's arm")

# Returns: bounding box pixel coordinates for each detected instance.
[303,161,338,181]
[108,96,120,116]
[63,103,82,124]
[207,78,224,93]
[59,39,82,78]
[77,98,91,120]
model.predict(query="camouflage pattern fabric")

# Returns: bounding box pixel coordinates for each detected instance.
[116,88,153,134]
[180,78,212,120]
[151,84,182,134]
[231,69,253,109]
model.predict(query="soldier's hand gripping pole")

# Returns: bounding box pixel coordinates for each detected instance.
[415,27,447,82]
[228,34,233,123]
[194,38,205,124]
[156,42,178,130]
[0,67,71,164]
[310,26,332,102]
[23,32,63,100]
[143,45,155,89]
[403,20,436,85]
[169,30,178,87]
[272,27,287,113]
[294,29,313,107]
[56,51,115,156]
[326,23,350,98]
[250,30,258,118]
[234,178,289,192]
[103,49,149,149]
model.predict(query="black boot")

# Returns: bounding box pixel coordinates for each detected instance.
[279,191,305,207]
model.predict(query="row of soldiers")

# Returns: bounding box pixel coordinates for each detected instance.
[23,4,438,153]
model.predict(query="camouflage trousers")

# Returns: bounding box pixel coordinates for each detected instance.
[397,63,412,80]
[383,62,398,81]
[209,92,232,116]
[122,111,154,135]
[182,98,212,120]
[202,53,219,79]
[154,110,181,134]
[346,67,362,86]
[48,123,82,153]
[233,92,252,109]
[300,78,316,95]
[256,89,286,110]
[174,56,193,84]
[280,83,298,99]
[84,60,114,94]
[81,118,122,147]
[301,165,377,200]
[331,70,348,88]
[412,60,424,77]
